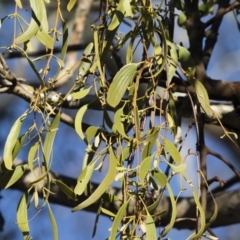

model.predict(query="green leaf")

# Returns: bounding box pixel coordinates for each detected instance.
[74,160,96,195]
[188,188,206,239]
[107,63,137,107]
[151,171,168,188]
[126,37,134,63]
[36,29,54,49]
[72,145,117,212]
[16,192,29,234]
[43,113,60,166]
[28,141,39,173]
[146,211,157,240]
[194,79,212,117]
[168,163,186,173]
[86,126,99,143]
[164,139,181,164]
[177,44,194,71]
[15,0,22,9]
[108,0,125,31]
[0,164,27,189]
[71,86,92,99]
[54,22,68,79]
[75,104,88,140]
[54,180,77,201]
[67,0,76,11]
[113,108,130,139]
[166,41,177,86]
[161,183,177,237]
[47,202,58,240]
[109,202,128,240]
[3,116,23,170]
[139,156,152,186]
[101,207,116,218]
[14,0,46,45]
[12,133,26,160]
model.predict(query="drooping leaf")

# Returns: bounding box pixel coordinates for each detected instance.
[43,113,60,166]
[74,160,96,195]
[109,202,129,240]
[86,126,99,143]
[16,192,29,235]
[177,44,194,71]
[36,30,54,49]
[107,63,138,107]
[151,171,168,188]
[53,180,77,201]
[47,202,58,240]
[108,0,125,31]
[28,141,40,173]
[71,86,92,100]
[75,104,88,140]
[15,0,22,9]
[72,146,117,211]
[3,116,23,170]
[166,41,177,86]
[194,79,212,117]
[0,164,27,189]
[161,183,177,237]
[168,162,186,173]
[164,139,181,164]
[12,133,27,160]
[139,156,152,186]
[146,211,157,240]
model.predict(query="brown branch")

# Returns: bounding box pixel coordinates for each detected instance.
[5,168,240,229]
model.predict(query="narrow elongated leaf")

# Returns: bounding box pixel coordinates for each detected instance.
[164,139,181,164]
[188,188,206,240]
[75,104,88,140]
[86,126,99,143]
[72,146,117,212]
[168,163,186,173]
[152,171,168,188]
[109,202,128,240]
[161,183,177,237]
[43,113,60,165]
[16,192,29,234]
[3,116,23,170]
[54,180,77,201]
[71,86,92,99]
[12,133,26,160]
[15,0,22,8]
[15,0,46,44]
[113,108,129,139]
[74,161,96,195]
[101,207,116,218]
[0,164,27,189]
[36,30,54,49]
[108,0,125,31]
[146,211,157,240]
[194,79,212,117]
[47,202,58,240]
[139,156,152,186]
[28,141,39,173]
[177,44,194,71]
[166,41,177,86]
[107,63,137,107]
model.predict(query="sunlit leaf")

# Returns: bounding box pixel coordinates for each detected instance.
[54,180,77,201]
[72,146,117,211]
[28,141,39,173]
[109,202,128,240]
[67,0,76,11]
[15,0,22,8]
[194,79,212,117]
[71,86,92,99]
[86,126,99,143]
[75,104,88,140]
[16,192,29,234]
[139,156,152,186]
[101,207,116,218]
[161,183,177,237]
[166,41,177,86]
[0,164,27,189]
[43,113,60,165]
[3,116,23,170]
[177,44,194,71]
[146,211,157,240]
[12,133,26,160]
[164,139,181,164]
[151,171,168,188]
[36,30,54,49]
[47,202,58,240]
[108,0,125,31]
[107,63,137,107]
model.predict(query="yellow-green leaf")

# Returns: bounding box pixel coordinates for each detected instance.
[67,0,76,11]
[16,192,29,234]
[43,113,60,165]
[28,141,39,173]
[54,180,77,201]
[47,202,58,240]
[164,139,181,164]
[71,86,92,100]
[72,146,117,212]
[15,0,22,8]
[151,171,168,188]
[177,44,194,71]
[146,211,157,240]
[0,164,27,189]
[109,202,128,240]
[86,126,99,143]
[3,116,23,170]
[75,104,88,140]
[107,63,137,107]
[139,156,152,186]
[36,30,54,49]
